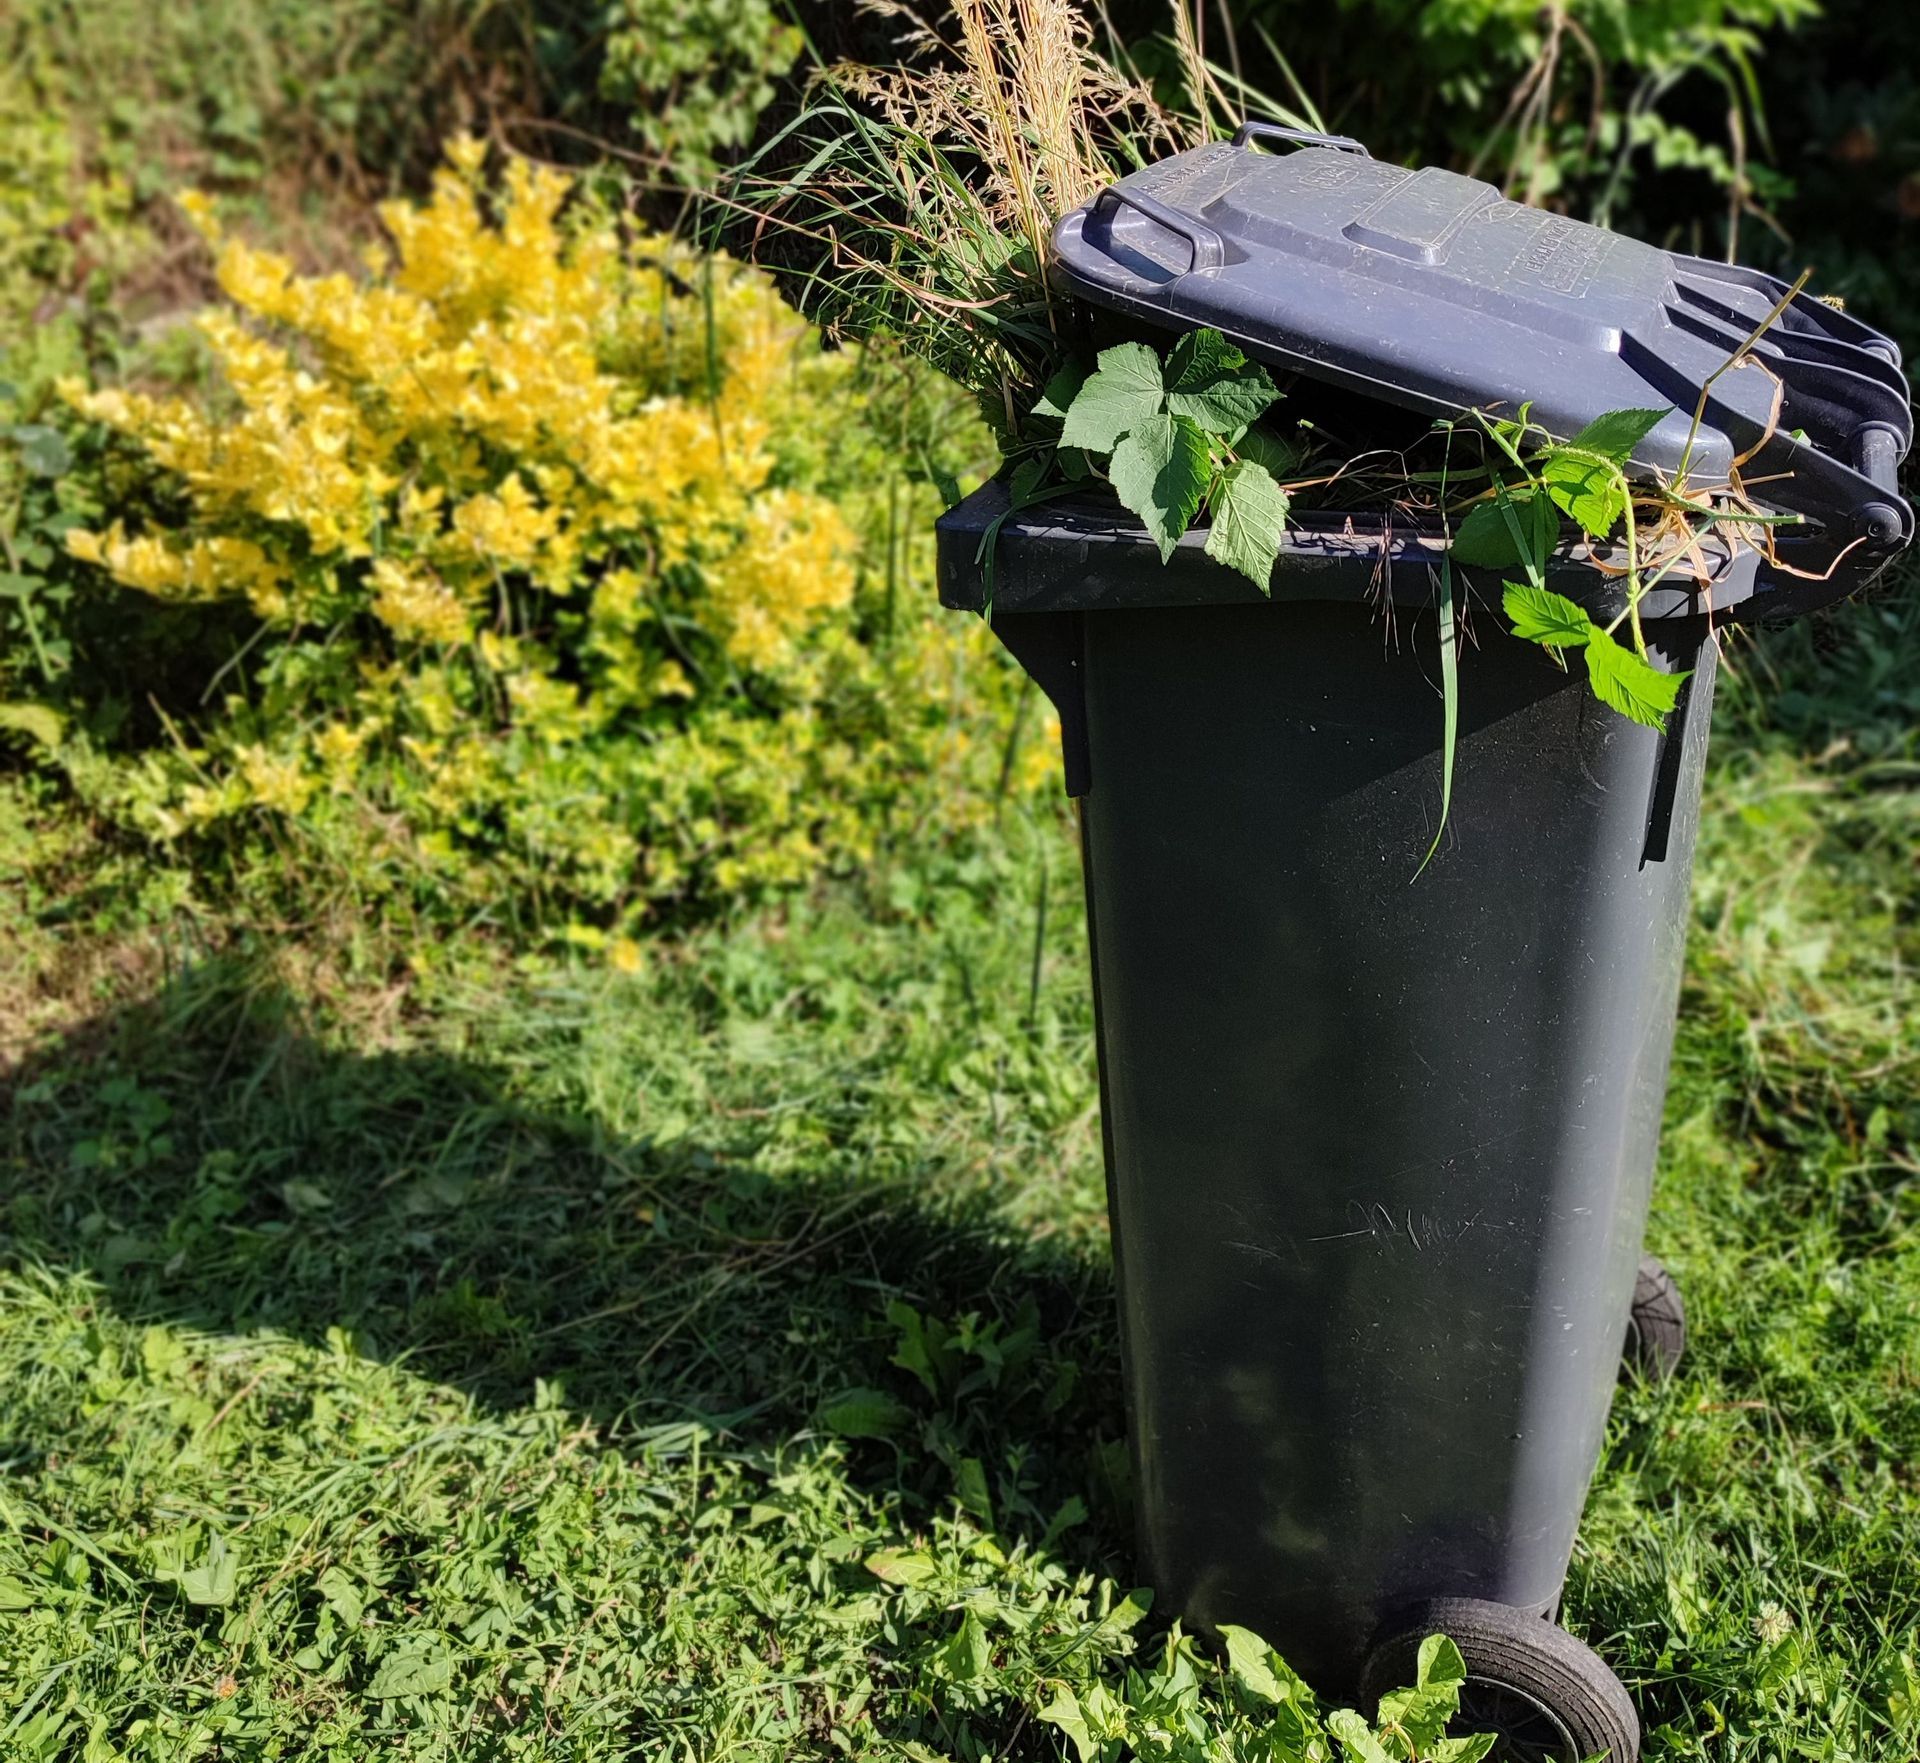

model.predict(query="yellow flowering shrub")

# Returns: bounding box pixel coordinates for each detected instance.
[56,140,1044,926]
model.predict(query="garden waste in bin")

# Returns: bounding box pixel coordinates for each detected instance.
[935,126,1912,1761]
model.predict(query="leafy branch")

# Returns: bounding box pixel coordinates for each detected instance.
[1021,330,1295,589]
[1024,333,1706,737]
[1451,403,1691,732]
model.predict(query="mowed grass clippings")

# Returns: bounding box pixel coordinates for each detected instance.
[4,594,1920,1758]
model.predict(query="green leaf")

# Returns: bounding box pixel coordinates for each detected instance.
[1415,558,1460,880]
[1429,1735,1498,1763]
[8,423,72,479]
[937,1609,993,1683]
[1756,1633,1804,1693]
[367,1646,454,1699]
[316,1566,364,1626]
[1092,1586,1153,1641]
[1108,413,1212,561]
[1222,1624,1285,1702]
[1484,411,1531,451]
[1042,1493,1088,1543]
[1583,626,1689,731]
[154,1533,239,1607]
[1032,360,1088,421]
[1878,1649,1920,1732]
[1164,328,1280,436]
[1375,1635,1469,1751]
[1541,449,1628,539]
[1502,582,1594,649]
[1234,425,1305,477]
[1058,341,1165,453]
[1449,489,1557,573]
[1416,1634,1468,1689]
[1007,456,1047,504]
[1038,1687,1096,1763]
[953,1456,994,1523]
[282,1177,333,1214]
[1563,406,1668,464]
[1220,1624,1313,1706]
[1377,1681,1464,1751]
[864,1548,938,1586]
[1328,1707,1395,1763]
[1204,460,1290,590]
[887,1300,952,1397]
[815,1387,912,1440]
[0,702,64,752]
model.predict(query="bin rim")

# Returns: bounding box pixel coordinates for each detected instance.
[936,478,1840,624]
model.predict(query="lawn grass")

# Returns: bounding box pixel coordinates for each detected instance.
[4,593,1920,1760]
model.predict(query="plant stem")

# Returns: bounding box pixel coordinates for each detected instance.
[1623,492,1646,658]
[1674,266,1812,491]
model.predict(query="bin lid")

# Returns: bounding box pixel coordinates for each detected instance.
[1052,125,1913,555]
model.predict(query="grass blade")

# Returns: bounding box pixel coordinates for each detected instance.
[1414,553,1459,881]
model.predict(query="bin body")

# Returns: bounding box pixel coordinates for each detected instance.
[1077,597,1711,1693]
[939,493,1734,1695]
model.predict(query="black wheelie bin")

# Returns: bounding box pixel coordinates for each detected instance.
[935,125,1913,1761]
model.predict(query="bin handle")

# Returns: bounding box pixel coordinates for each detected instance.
[1231,121,1372,158]
[1092,187,1227,274]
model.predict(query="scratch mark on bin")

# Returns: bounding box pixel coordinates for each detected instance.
[1312,1202,1495,1250]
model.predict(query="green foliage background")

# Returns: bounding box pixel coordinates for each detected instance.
[4,1,1920,1759]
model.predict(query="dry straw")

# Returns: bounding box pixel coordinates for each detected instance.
[723,0,1310,438]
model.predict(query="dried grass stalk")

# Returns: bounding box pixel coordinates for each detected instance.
[723,0,1188,433]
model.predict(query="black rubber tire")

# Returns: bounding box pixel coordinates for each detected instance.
[1621,1255,1686,1381]
[1359,1597,1640,1763]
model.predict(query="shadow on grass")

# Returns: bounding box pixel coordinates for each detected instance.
[1,953,1130,1569]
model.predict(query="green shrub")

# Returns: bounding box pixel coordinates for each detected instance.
[1741,0,1920,354]
[1116,0,1818,226]
[0,58,159,767]
[2,0,527,197]
[600,0,805,184]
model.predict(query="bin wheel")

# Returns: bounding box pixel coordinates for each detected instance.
[1359,1598,1639,1763]
[1621,1255,1686,1381]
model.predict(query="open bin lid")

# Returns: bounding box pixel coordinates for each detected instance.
[1051,124,1914,582]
